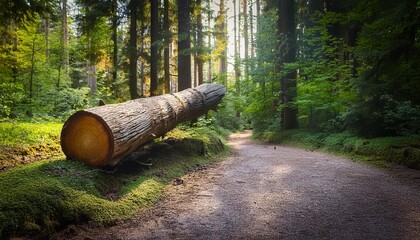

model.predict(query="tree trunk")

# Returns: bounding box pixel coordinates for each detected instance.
[278,0,298,129]
[243,0,249,77]
[233,0,240,96]
[112,0,119,98]
[196,0,204,86]
[129,0,139,99]
[249,0,254,59]
[62,0,69,74]
[207,0,212,83]
[61,83,226,167]
[29,36,36,102]
[140,20,145,97]
[163,0,170,93]
[150,0,159,96]
[177,0,192,91]
[87,64,97,94]
[216,0,227,86]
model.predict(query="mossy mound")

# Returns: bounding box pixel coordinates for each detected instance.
[0,127,228,239]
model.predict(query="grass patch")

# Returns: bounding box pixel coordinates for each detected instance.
[0,121,63,170]
[256,129,420,170]
[0,126,228,239]
[0,121,62,146]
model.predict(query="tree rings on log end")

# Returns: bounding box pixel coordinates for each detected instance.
[61,111,114,167]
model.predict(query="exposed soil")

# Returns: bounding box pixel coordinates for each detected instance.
[54,131,420,240]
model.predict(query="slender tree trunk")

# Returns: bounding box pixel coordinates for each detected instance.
[29,36,36,102]
[234,0,240,94]
[112,0,118,98]
[177,0,192,91]
[238,0,241,60]
[197,0,204,85]
[207,0,212,83]
[140,20,145,97]
[256,0,260,30]
[243,0,249,77]
[193,8,198,88]
[129,0,139,99]
[87,64,97,94]
[150,0,159,95]
[216,0,227,86]
[278,0,298,129]
[62,0,69,74]
[163,0,170,93]
[250,0,254,60]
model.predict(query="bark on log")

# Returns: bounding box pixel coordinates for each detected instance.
[60,83,226,167]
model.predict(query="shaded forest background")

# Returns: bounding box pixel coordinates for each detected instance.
[0,0,419,138]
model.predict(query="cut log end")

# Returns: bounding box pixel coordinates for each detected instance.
[60,111,114,167]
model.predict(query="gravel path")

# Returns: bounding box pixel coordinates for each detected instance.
[58,131,420,240]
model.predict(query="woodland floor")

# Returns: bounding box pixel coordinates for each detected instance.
[53,131,420,240]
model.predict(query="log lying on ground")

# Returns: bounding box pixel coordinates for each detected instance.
[60,83,226,167]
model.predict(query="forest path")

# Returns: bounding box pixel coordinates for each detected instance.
[58,131,420,240]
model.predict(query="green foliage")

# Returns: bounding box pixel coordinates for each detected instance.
[245,9,281,133]
[212,93,243,131]
[53,87,91,121]
[0,83,24,118]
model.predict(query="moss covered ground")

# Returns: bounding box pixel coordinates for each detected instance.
[0,121,63,170]
[0,122,228,239]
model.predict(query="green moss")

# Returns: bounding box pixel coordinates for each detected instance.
[0,127,228,238]
[0,121,63,170]
[0,121,62,146]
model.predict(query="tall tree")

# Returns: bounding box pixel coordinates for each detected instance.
[215,0,227,86]
[129,0,140,99]
[163,0,170,93]
[242,0,249,77]
[62,0,69,74]
[177,0,192,91]
[233,0,240,94]
[111,0,118,97]
[206,0,212,83]
[249,0,254,59]
[196,0,204,86]
[278,0,298,129]
[150,0,159,95]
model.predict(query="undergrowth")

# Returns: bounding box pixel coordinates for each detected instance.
[0,126,228,239]
[256,130,420,170]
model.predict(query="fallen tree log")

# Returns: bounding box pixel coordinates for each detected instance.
[60,83,226,167]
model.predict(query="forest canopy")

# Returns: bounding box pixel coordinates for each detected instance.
[0,0,419,137]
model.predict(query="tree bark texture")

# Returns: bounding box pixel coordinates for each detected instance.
[163,0,170,93]
[150,0,159,96]
[129,0,139,99]
[177,0,192,91]
[278,0,298,130]
[61,83,226,167]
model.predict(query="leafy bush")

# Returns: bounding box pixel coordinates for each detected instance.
[0,83,24,118]
[53,87,90,121]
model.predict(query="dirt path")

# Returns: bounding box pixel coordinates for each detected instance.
[57,131,420,240]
